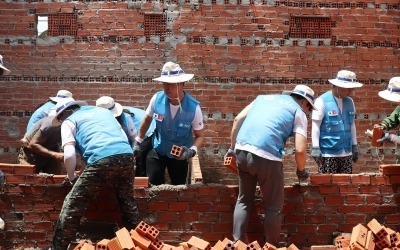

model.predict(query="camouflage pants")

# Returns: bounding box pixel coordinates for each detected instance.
[52,153,140,250]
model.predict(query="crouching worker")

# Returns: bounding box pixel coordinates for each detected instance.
[45,100,140,250]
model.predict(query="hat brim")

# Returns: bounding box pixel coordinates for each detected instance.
[328,79,363,88]
[153,74,194,83]
[111,102,123,117]
[282,91,317,110]
[0,65,10,76]
[49,97,70,102]
[378,90,400,103]
[51,101,88,126]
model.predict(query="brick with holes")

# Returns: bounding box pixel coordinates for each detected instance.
[170,145,183,157]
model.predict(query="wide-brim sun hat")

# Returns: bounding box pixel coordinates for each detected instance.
[378,77,400,102]
[328,70,363,88]
[152,61,194,83]
[49,90,73,102]
[96,96,123,117]
[282,84,317,110]
[51,99,88,126]
[0,55,11,76]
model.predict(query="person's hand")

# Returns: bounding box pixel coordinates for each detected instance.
[224,148,236,159]
[311,147,322,165]
[377,132,392,143]
[177,146,196,160]
[365,129,373,138]
[352,145,359,163]
[63,173,79,186]
[20,138,29,147]
[296,168,309,181]
[52,152,64,162]
[132,139,142,160]
[374,123,386,130]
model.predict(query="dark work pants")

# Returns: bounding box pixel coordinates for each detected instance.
[135,135,153,177]
[52,154,140,250]
[232,150,284,247]
[146,149,189,185]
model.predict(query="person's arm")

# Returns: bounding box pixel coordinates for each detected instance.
[381,106,400,130]
[136,95,156,142]
[136,115,153,142]
[294,133,307,172]
[61,120,77,181]
[230,102,253,149]
[28,129,63,161]
[64,143,77,181]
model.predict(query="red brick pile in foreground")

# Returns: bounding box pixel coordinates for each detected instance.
[333,218,400,250]
[71,218,400,250]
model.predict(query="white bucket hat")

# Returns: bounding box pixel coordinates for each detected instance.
[282,84,317,110]
[153,62,194,83]
[328,70,363,88]
[378,77,400,102]
[51,99,88,126]
[49,90,73,102]
[96,96,123,117]
[0,55,11,76]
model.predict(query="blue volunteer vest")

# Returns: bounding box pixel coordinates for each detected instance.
[319,91,354,154]
[26,101,55,132]
[123,106,156,137]
[66,106,132,164]
[236,95,300,159]
[152,91,199,158]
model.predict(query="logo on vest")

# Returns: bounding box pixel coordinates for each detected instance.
[327,110,338,116]
[153,113,164,121]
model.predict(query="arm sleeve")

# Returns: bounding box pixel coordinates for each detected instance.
[63,143,77,180]
[311,98,325,147]
[293,110,308,138]
[382,106,400,130]
[192,105,204,131]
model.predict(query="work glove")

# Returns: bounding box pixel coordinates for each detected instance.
[311,147,322,165]
[296,168,309,182]
[177,146,196,160]
[132,139,142,160]
[352,145,359,163]
[224,147,236,159]
[377,132,392,143]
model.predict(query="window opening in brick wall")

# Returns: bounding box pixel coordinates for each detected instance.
[40,13,78,37]
[144,13,167,42]
[37,15,48,37]
[289,16,332,39]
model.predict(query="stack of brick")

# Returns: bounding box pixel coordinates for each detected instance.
[69,221,301,250]
[330,218,400,250]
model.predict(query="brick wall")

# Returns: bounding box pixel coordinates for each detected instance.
[0,1,399,185]
[1,164,400,249]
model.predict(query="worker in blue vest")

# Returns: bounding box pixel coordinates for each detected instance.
[96,96,156,177]
[45,100,140,250]
[226,84,315,246]
[133,62,204,185]
[311,70,363,174]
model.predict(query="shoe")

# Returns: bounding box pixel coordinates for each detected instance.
[42,246,53,250]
